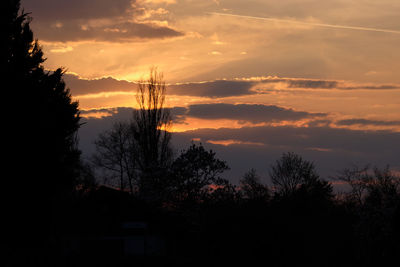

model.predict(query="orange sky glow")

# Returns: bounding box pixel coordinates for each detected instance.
[22,0,400,180]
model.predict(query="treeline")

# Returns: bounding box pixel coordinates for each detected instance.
[90,140,400,267]
[3,1,399,266]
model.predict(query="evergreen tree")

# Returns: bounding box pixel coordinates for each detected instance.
[2,0,82,239]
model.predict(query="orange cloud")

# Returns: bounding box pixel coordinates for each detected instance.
[207,139,265,147]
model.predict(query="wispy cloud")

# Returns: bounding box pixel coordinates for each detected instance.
[209,12,400,35]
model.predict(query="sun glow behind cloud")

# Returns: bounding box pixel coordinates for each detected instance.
[171,118,267,132]
[22,0,400,178]
[207,139,265,146]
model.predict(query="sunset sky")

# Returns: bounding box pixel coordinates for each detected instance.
[22,0,400,182]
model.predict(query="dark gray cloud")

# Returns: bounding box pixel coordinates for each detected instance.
[241,78,340,90]
[287,80,338,89]
[81,104,319,125]
[186,103,325,123]
[307,119,333,127]
[173,125,400,181]
[81,107,187,126]
[22,0,134,21]
[336,119,400,126]
[82,106,185,118]
[66,74,256,97]
[22,0,183,42]
[177,126,400,154]
[81,107,134,119]
[65,74,138,95]
[338,85,400,90]
[169,80,256,98]
[169,107,188,124]
[34,21,183,42]
[258,78,400,90]
[65,74,400,99]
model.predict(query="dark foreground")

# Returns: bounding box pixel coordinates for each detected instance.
[5,183,400,267]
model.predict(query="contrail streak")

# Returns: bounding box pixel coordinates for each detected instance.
[209,12,400,35]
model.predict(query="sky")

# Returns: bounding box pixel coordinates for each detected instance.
[22,0,400,183]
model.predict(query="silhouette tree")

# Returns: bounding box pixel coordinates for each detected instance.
[207,178,239,204]
[239,169,269,201]
[92,69,172,199]
[75,162,97,196]
[337,165,400,265]
[365,166,399,206]
[131,68,173,197]
[335,164,371,205]
[169,143,229,203]
[362,166,400,265]
[269,152,331,198]
[3,0,82,240]
[93,121,136,193]
[2,0,44,78]
[268,153,335,266]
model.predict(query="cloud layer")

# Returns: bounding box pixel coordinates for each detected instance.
[22,0,183,42]
[65,74,400,98]
[185,103,325,123]
[81,103,321,125]
[168,80,255,98]
[78,108,400,183]
[36,21,183,42]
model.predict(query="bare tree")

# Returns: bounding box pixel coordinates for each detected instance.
[93,122,136,193]
[269,152,318,195]
[367,166,400,203]
[269,152,333,199]
[92,68,173,198]
[239,169,269,200]
[334,164,371,205]
[335,164,400,206]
